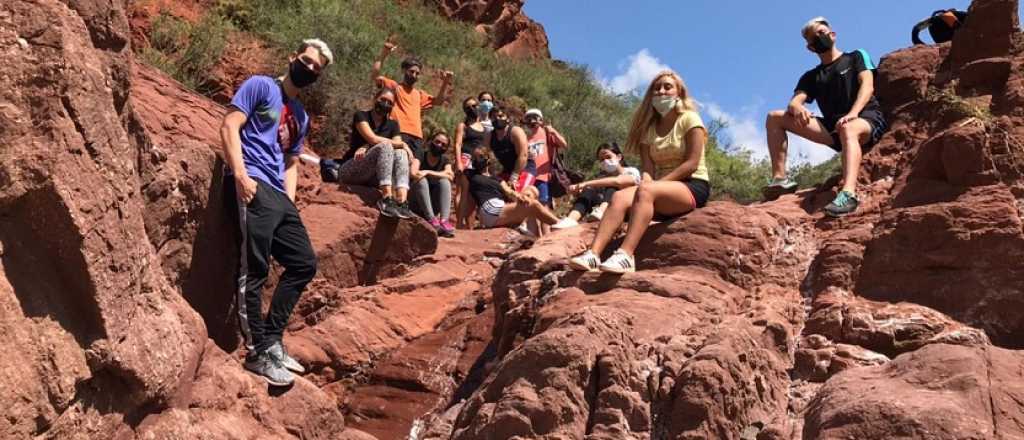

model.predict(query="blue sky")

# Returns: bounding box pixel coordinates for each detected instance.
[524,1,1015,164]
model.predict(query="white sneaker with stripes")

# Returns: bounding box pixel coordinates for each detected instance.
[568,250,601,272]
[599,249,635,274]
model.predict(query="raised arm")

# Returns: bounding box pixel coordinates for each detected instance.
[436,70,454,106]
[371,39,397,85]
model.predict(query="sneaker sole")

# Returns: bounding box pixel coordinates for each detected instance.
[762,185,798,202]
[244,365,294,387]
[283,363,306,374]
[598,265,634,274]
[824,209,854,218]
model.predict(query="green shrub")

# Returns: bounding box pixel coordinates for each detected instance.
[140,12,232,94]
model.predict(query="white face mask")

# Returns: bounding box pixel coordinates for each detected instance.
[600,158,620,174]
[652,96,678,116]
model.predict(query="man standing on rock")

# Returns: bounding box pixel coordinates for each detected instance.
[762,17,888,217]
[371,37,454,157]
[221,39,331,386]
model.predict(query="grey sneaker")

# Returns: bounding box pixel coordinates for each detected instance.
[824,190,860,217]
[762,177,799,201]
[244,350,295,386]
[376,197,400,218]
[395,201,415,219]
[267,341,305,374]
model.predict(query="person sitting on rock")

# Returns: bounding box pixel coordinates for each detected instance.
[465,145,559,231]
[371,36,453,158]
[221,38,330,386]
[762,17,888,217]
[552,142,642,230]
[410,131,456,237]
[337,87,415,219]
[454,96,492,229]
[569,70,711,274]
[490,106,536,193]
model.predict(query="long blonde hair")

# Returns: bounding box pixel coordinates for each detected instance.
[624,70,698,154]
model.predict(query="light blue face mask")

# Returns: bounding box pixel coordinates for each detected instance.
[478,100,495,117]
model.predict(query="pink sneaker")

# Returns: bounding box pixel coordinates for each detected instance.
[439,219,455,237]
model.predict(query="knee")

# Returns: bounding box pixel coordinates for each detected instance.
[838,123,863,145]
[634,184,655,203]
[766,110,787,129]
[291,254,318,281]
[610,191,632,209]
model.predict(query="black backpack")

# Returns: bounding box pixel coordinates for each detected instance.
[912,9,968,45]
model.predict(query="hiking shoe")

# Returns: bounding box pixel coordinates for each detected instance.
[586,205,606,222]
[516,224,536,237]
[267,341,305,374]
[244,350,295,386]
[395,201,415,219]
[824,190,859,217]
[439,219,456,238]
[599,249,636,274]
[377,197,400,218]
[762,177,799,201]
[568,250,601,272]
[552,217,579,230]
[429,216,442,231]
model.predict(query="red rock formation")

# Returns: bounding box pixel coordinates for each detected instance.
[4,0,1024,438]
[428,0,551,59]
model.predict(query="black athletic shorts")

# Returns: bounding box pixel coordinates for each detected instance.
[653,178,710,222]
[817,108,887,153]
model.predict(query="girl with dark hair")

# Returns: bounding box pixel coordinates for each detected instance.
[337,87,415,218]
[410,131,456,237]
[454,96,492,228]
[464,145,559,232]
[552,142,642,229]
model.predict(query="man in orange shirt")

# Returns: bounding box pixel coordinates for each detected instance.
[371,38,454,157]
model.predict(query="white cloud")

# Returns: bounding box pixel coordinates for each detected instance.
[600,49,672,95]
[700,101,835,165]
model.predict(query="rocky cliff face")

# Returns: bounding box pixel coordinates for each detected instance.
[428,0,551,59]
[1,0,1022,439]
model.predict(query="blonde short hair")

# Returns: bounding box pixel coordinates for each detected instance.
[801,17,831,39]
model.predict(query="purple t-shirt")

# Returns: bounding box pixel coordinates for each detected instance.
[229,76,308,193]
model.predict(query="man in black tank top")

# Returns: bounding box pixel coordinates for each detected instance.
[763,17,888,218]
[489,107,535,192]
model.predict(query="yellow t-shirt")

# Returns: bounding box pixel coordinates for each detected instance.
[644,110,709,182]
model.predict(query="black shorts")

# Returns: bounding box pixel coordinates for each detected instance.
[817,108,887,153]
[653,178,710,222]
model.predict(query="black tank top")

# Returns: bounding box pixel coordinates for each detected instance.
[491,128,522,173]
[461,123,487,154]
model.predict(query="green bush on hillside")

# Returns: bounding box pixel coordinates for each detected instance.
[139,12,232,94]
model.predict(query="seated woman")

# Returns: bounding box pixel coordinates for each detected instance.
[454,96,492,229]
[568,70,711,274]
[410,131,456,237]
[337,88,414,219]
[552,142,641,229]
[465,145,559,232]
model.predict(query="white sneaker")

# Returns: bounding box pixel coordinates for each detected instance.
[568,250,601,272]
[599,250,635,274]
[586,205,606,222]
[552,217,579,230]
[516,223,536,237]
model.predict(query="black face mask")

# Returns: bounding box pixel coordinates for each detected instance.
[492,119,508,130]
[464,107,477,119]
[430,142,447,156]
[472,158,488,171]
[374,100,393,115]
[810,33,834,54]
[403,73,419,85]
[289,59,319,88]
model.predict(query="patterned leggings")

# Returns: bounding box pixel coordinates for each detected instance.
[337,141,410,189]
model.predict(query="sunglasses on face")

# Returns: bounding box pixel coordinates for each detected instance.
[433,141,449,148]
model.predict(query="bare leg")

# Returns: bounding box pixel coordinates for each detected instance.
[765,110,837,179]
[618,181,694,255]
[836,119,871,194]
[589,187,637,256]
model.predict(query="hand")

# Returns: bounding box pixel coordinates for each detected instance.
[355,147,368,160]
[837,113,858,127]
[235,174,258,204]
[569,183,584,194]
[383,36,398,54]
[440,70,454,82]
[787,103,812,127]
[393,140,407,150]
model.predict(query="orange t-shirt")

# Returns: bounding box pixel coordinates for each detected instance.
[377,76,434,139]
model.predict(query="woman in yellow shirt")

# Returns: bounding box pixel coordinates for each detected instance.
[569,70,711,274]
